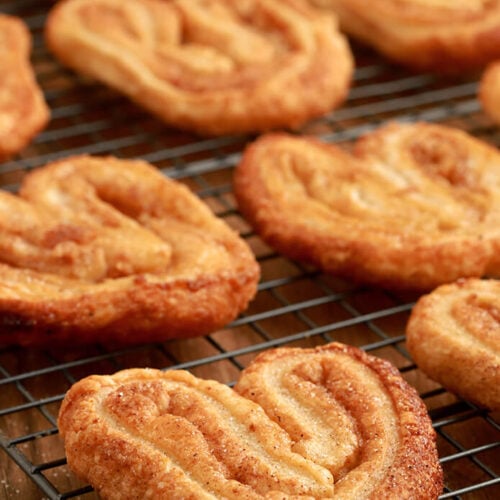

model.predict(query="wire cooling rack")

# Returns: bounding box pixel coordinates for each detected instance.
[1,1,499,499]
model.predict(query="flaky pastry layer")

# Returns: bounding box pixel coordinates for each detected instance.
[0,14,49,159]
[0,155,259,346]
[45,0,353,136]
[234,122,500,290]
[58,343,442,499]
[406,278,500,411]
[308,0,500,72]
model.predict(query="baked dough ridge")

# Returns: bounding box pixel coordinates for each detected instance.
[406,278,500,411]
[58,342,443,499]
[45,0,353,136]
[233,122,500,290]
[0,14,49,159]
[0,155,259,346]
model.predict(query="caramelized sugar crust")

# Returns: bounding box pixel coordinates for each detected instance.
[0,155,259,346]
[308,0,500,72]
[233,122,500,290]
[407,278,500,411]
[0,14,49,159]
[45,0,353,136]
[58,343,442,499]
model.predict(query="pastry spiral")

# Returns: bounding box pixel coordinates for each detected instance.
[45,0,353,136]
[308,0,500,72]
[406,278,500,411]
[0,155,259,346]
[58,343,442,499]
[0,14,49,160]
[233,122,500,290]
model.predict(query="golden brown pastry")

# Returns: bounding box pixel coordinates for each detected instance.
[58,343,443,499]
[0,155,259,346]
[233,122,500,290]
[45,0,353,136]
[236,343,443,499]
[0,14,49,160]
[308,0,500,72]
[479,60,500,125]
[406,278,500,411]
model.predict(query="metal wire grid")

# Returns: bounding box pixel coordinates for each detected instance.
[0,0,499,498]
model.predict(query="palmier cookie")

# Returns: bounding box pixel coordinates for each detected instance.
[45,0,353,136]
[479,61,500,125]
[58,343,443,499]
[0,155,259,346]
[234,122,500,290]
[0,15,49,160]
[308,0,500,72]
[407,278,500,411]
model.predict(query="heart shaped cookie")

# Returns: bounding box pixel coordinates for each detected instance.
[0,14,49,159]
[307,0,500,72]
[0,155,259,346]
[407,278,500,411]
[45,0,353,136]
[479,60,500,126]
[234,122,500,290]
[58,343,443,499]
